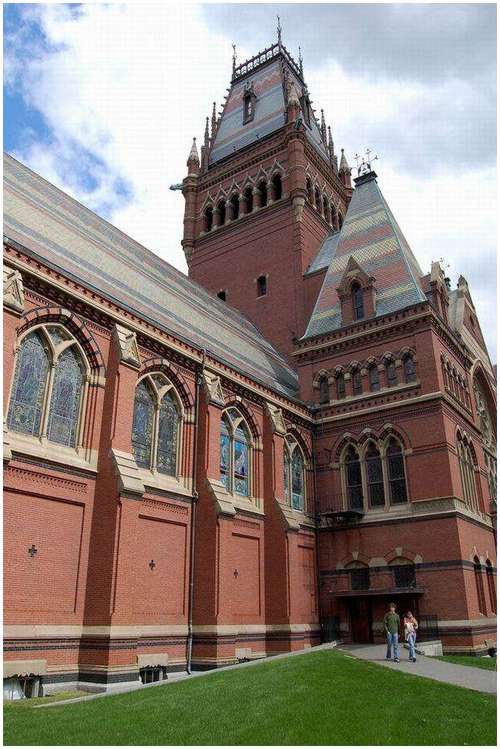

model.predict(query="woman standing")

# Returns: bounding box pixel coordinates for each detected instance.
[403,610,418,662]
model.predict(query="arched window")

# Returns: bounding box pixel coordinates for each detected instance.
[486,560,496,613]
[257,275,267,297]
[257,180,268,208]
[385,359,398,387]
[474,556,487,615]
[319,376,329,404]
[204,205,213,232]
[132,373,180,476]
[243,187,253,214]
[386,438,408,504]
[352,369,362,396]
[322,196,329,221]
[390,557,416,588]
[336,373,346,400]
[220,407,250,496]
[314,186,321,211]
[217,199,226,225]
[284,435,306,511]
[403,356,417,383]
[338,214,344,229]
[366,442,385,507]
[7,326,86,448]
[330,204,336,228]
[306,178,313,203]
[368,365,380,392]
[346,561,370,591]
[271,174,282,201]
[352,282,364,320]
[345,445,363,510]
[230,193,240,220]
[458,435,479,512]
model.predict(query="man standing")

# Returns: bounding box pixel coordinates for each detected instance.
[384,602,400,662]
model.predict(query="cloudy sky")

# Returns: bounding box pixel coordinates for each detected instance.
[3,3,497,358]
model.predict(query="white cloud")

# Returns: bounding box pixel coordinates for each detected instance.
[5,4,496,358]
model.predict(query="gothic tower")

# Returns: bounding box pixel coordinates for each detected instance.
[182,38,352,359]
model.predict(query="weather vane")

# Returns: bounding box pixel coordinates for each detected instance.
[355,148,378,175]
[277,15,282,46]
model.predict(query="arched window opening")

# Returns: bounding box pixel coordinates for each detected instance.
[336,373,346,400]
[204,205,213,232]
[271,174,282,201]
[352,282,364,321]
[243,187,253,214]
[346,561,370,591]
[369,366,380,392]
[345,445,363,510]
[352,369,362,396]
[257,275,267,297]
[322,196,329,221]
[314,186,321,211]
[284,436,306,511]
[319,376,330,404]
[386,360,398,387]
[390,558,416,588]
[403,356,417,383]
[220,408,250,497]
[330,204,336,228]
[132,374,181,476]
[474,556,487,615]
[7,326,87,449]
[47,346,84,447]
[7,331,50,438]
[306,178,313,203]
[230,193,240,221]
[387,438,408,504]
[486,560,496,613]
[217,199,226,226]
[257,180,268,208]
[217,289,227,302]
[366,442,385,507]
[458,435,479,512]
[338,214,344,229]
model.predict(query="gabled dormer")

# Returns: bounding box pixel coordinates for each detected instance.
[336,256,377,325]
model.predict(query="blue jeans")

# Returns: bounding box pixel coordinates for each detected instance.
[407,632,417,660]
[386,632,400,660]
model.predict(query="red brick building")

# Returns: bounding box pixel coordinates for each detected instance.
[3,40,496,696]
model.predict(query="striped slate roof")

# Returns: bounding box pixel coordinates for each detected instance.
[209,52,329,166]
[304,230,341,276]
[304,172,426,338]
[3,153,298,399]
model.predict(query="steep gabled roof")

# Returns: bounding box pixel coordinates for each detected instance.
[3,153,298,399]
[209,44,329,166]
[304,172,427,339]
[304,230,341,276]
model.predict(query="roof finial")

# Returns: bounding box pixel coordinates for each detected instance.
[211,102,217,139]
[339,148,350,173]
[298,46,303,75]
[320,109,327,143]
[204,117,210,148]
[277,15,282,46]
[328,125,334,157]
[232,43,237,75]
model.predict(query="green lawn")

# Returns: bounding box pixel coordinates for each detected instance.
[4,650,496,746]
[435,655,497,671]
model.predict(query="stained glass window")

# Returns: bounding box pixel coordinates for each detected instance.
[220,418,230,488]
[234,425,249,496]
[157,391,179,476]
[7,332,50,437]
[366,443,385,507]
[47,347,84,447]
[291,447,304,510]
[284,448,291,501]
[132,380,154,469]
[345,446,363,510]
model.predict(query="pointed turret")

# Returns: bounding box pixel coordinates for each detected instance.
[320,110,327,144]
[339,148,352,188]
[186,137,200,176]
[211,102,217,141]
[328,126,337,173]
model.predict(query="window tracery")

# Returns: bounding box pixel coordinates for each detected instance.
[132,373,181,476]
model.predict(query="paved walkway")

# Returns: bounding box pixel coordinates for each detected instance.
[339,643,496,694]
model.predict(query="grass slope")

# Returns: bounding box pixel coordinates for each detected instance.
[435,655,497,671]
[4,650,496,746]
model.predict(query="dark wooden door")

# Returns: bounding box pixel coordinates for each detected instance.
[349,598,373,643]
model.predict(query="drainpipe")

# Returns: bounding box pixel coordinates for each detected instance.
[312,410,325,643]
[186,349,205,674]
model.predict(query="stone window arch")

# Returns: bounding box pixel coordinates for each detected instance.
[203,205,213,232]
[7,325,88,449]
[230,193,240,221]
[352,367,363,396]
[335,372,346,400]
[271,173,282,201]
[216,198,226,226]
[284,434,306,511]
[131,372,182,477]
[368,364,380,392]
[243,187,253,215]
[385,357,398,388]
[314,186,321,211]
[322,195,329,222]
[457,433,480,513]
[319,375,330,404]
[306,178,313,204]
[257,179,268,208]
[403,354,417,383]
[220,406,251,497]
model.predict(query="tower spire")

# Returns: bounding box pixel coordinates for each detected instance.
[232,43,237,76]
[320,110,327,144]
[211,102,217,140]
[339,148,352,188]
[277,15,282,47]
[186,137,200,175]
[204,116,210,148]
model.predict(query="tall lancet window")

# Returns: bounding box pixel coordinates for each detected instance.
[352,282,364,320]
[220,407,250,496]
[132,373,181,476]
